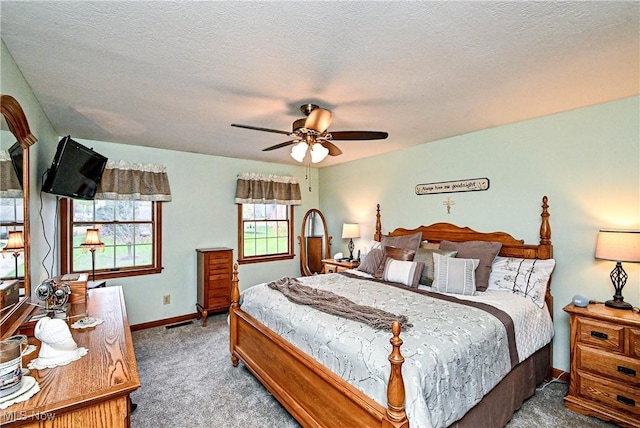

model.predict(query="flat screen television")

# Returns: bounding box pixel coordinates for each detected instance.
[42,136,108,200]
[8,141,23,189]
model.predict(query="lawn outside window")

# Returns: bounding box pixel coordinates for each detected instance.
[237,203,294,264]
[60,198,162,279]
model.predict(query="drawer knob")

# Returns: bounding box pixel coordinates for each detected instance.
[590,330,608,340]
[617,395,636,407]
[618,366,637,377]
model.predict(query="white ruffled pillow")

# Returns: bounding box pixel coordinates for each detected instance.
[432,253,479,296]
[487,257,556,308]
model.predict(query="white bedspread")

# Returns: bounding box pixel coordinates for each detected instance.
[239,271,554,428]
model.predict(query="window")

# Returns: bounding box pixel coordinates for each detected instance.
[237,203,294,264]
[0,197,24,279]
[60,198,162,279]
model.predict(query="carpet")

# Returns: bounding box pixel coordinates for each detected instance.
[130,313,615,428]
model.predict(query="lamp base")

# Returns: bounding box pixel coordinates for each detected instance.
[604,299,633,310]
[348,238,355,261]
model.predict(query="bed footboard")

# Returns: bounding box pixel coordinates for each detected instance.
[229,264,409,428]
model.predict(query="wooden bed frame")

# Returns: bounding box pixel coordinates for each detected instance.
[229,196,553,428]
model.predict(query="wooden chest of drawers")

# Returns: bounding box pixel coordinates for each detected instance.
[564,303,640,427]
[196,247,233,327]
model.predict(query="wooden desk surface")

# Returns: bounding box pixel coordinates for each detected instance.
[1,286,140,427]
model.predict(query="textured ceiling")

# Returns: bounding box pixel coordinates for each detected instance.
[1,1,638,167]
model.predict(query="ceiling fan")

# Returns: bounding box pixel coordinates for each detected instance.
[231,104,388,163]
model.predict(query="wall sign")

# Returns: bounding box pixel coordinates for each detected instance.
[415,178,490,195]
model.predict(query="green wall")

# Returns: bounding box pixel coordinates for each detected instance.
[1,40,59,287]
[319,96,640,372]
[64,138,319,325]
[4,39,639,372]
[2,40,320,325]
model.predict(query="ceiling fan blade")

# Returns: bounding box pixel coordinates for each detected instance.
[231,124,291,135]
[305,108,333,133]
[320,141,342,156]
[262,140,298,151]
[330,131,388,140]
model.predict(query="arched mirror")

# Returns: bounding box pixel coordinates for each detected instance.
[298,209,332,276]
[1,94,36,339]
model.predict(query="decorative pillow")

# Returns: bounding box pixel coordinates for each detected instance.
[413,248,458,285]
[432,253,479,296]
[439,240,502,292]
[488,257,556,308]
[382,259,425,288]
[374,246,416,278]
[357,248,384,275]
[380,232,422,253]
[421,241,440,250]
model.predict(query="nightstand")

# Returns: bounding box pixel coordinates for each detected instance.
[322,259,360,274]
[564,303,640,427]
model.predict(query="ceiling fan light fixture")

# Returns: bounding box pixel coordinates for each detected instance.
[305,108,333,133]
[290,142,308,162]
[231,103,387,161]
[310,143,329,163]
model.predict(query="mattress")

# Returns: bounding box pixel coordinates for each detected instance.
[240,271,554,428]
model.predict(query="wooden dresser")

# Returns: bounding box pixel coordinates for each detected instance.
[1,286,140,427]
[564,303,640,427]
[196,247,233,327]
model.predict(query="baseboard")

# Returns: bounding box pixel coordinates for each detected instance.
[131,313,199,331]
[552,367,570,382]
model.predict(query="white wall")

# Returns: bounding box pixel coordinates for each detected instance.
[318,96,640,372]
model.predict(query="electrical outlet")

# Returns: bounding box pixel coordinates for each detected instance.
[163,295,170,305]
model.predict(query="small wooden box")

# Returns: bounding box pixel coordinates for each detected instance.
[58,274,88,304]
[0,279,20,310]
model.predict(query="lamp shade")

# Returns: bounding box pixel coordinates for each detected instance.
[3,230,24,251]
[81,228,104,248]
[595,230,640,262]
[310,143,329,163]
[290,142,308,162]
[342,223,360,239]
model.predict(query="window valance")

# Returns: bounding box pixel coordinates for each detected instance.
[95,160,172,202]
[0,150,22,198]
[235,172,301,205]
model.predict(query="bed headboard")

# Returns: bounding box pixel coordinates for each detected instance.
[374,196,554,321]
[374,195,552,260]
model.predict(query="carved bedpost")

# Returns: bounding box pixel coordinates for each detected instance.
[374,204,382,242]
[539,196,554,381]
[230,263,240,367]
[539,196,553,317]
[539,196,551,249]
[382,321,409,428]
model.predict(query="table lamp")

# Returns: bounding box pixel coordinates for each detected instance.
[595,230,640,310]
[2,230,24,279]
[342,223,360,261]
[80,228,105,281]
